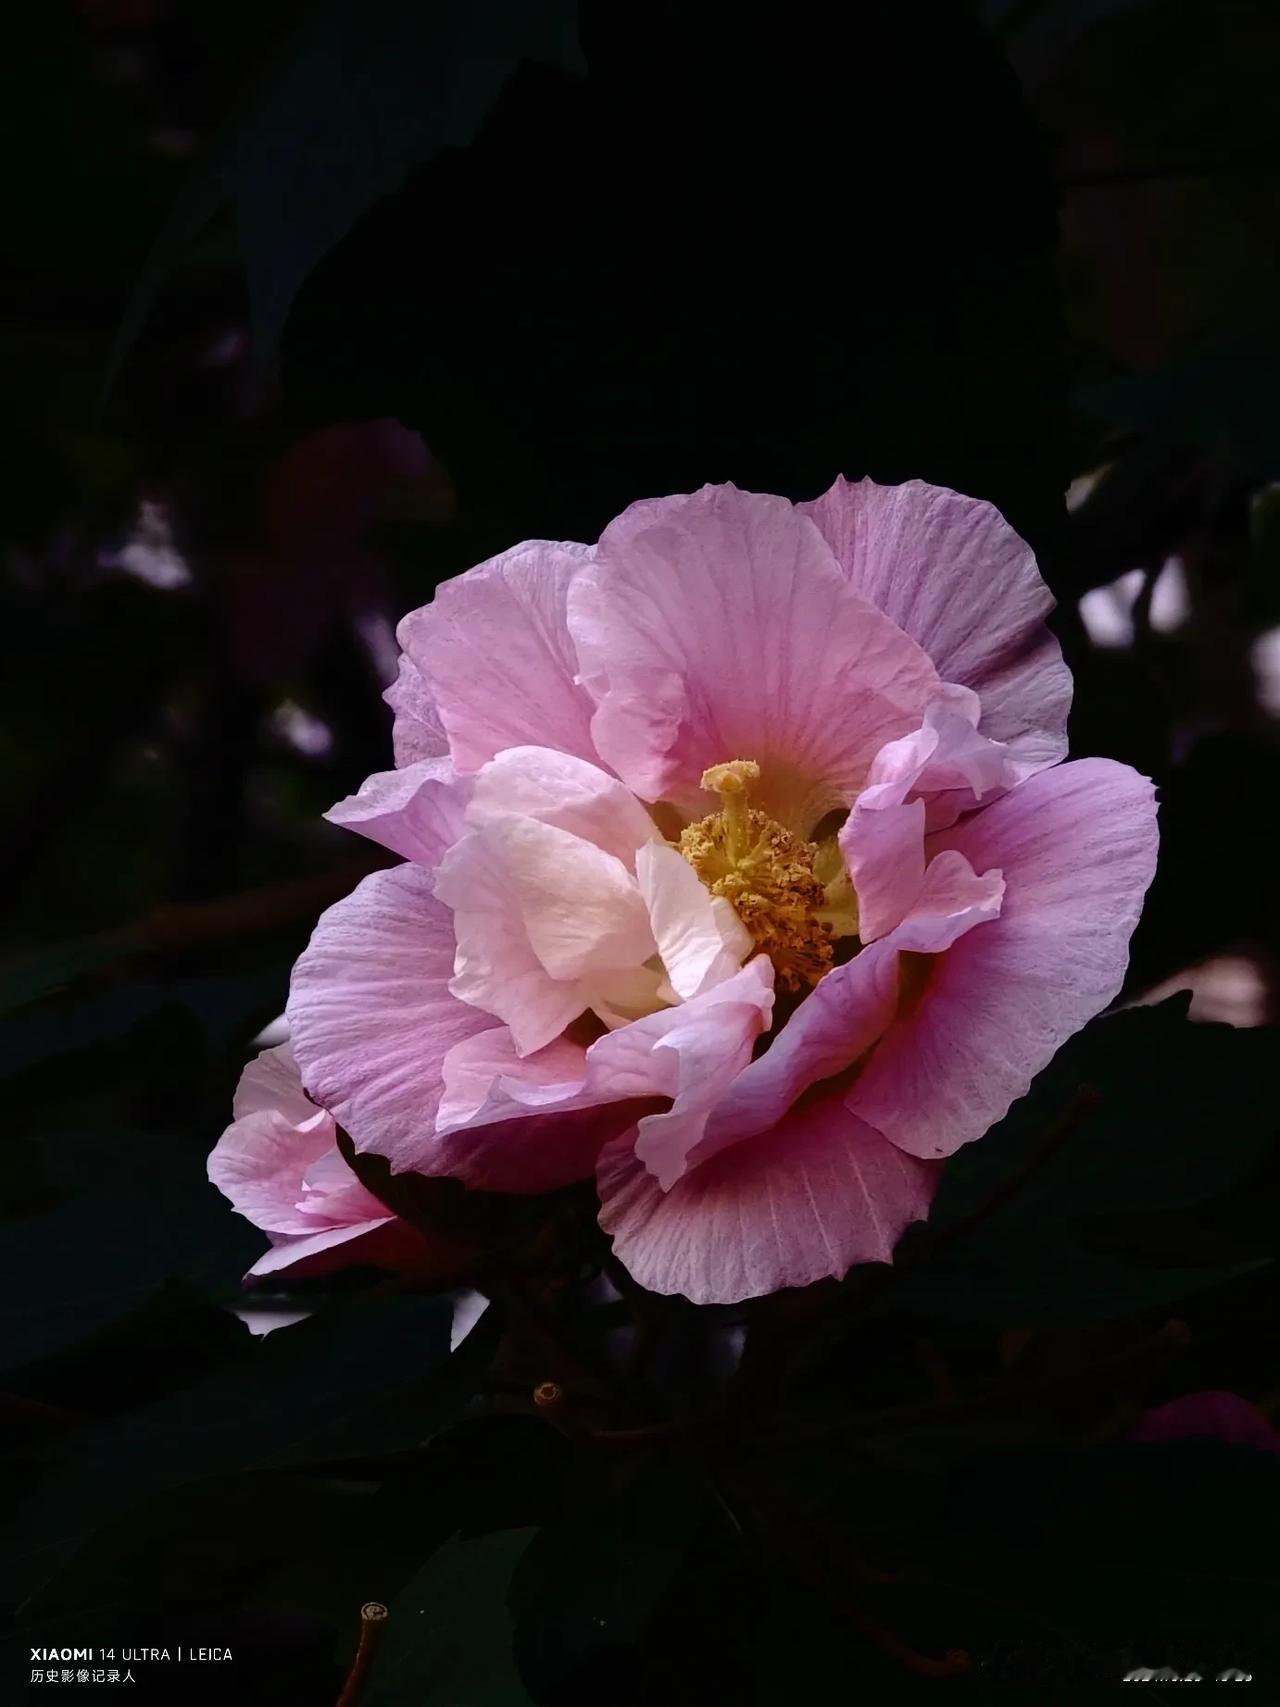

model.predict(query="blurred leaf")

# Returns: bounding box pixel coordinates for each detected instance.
[1079,312,1280,479]
[283,1,1068,551]
[0,14,181,278]
[923,1441,1280,1681]
[0,1129,259,1374]
[892,1002,1280,1321]
[0,940,125,1017]
[1,1293,453,1605]
[0,968,286,1083]
[365,1528,537,1707]
[113,0,584,383]
[510,1448,706,1695]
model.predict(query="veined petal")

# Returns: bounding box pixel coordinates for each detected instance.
[569,484,938,830]
[842,693,1016,941]
[635,840,752,1000]
[401,538,600,772]
[598,1091,936,1305]
[601,958,777,1191]
[326,757,471,866]
[286,865,499,1172]
[435,817,657,1054]
[849,758,1158,1158]
[802,477,1070,778]
[384,652,449,766]
[465,746,660,869]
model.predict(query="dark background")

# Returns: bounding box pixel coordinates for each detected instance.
[2,2,1279,1701]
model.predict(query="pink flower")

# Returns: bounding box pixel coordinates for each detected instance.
[209,1043,417,1280]
[1129,1392,1280,1455]
[281,480,1158,1305]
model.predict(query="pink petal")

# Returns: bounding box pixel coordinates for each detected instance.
[634,840,751,1000]
[569,485,938,828]
[890,850,1005,954]
[465,746,659,869]
[232,1042,322,1127]
[437,1029,590,1130]
[435,817,657,1054]
[208,1108,340,1236]
[384,653,450,766]
[435,967,771,1194]
[801,477,1071,778]
[597,1091,937,1305]
[865,686,1018,828]
[841,795,927,944]
[695,937,903,1153]
[432,1028,636,1192]
[842,695,1017,941]
[849,758,1159,1159]
[602,958,776,1191]
[326,757,471,865]
[246,1217,400,1280]
[286,865,499,1173]
[400,539,600,773]
[1129,1392,1280,1455]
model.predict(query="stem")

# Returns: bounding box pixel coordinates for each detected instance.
[334,1602,388,1707]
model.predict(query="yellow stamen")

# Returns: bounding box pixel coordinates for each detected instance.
[680,759,837,992]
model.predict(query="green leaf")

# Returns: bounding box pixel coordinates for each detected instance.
[111,0,584,382]
[1,1293,454,1606]
[892,1002,1280,1321]
[365,1528,538,1707]
[510,1448,706,1694]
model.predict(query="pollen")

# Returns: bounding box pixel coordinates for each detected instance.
[680,760,836,991]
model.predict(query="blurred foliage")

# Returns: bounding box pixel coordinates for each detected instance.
[2,1,1280,1702]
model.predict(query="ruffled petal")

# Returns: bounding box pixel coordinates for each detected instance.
[435,817,657,1053]
[569,485,938,828]
[208,1108,339,1236]
[695,937,902,1153]
[602,958,776,1191]
[326,757,471,865]
[849,758,1159,1159]
[432,1028,638,1192]
[801,477,1071,777]
[231,1041,323,1127]
[384,653,450,766]
[246,1218,401,1280]
[597,1091,936,1304]
[465,746,659,869]
[286,865,499,1172]
[842,693,1016,941]
[634,840,751,1000]
[400,539,600,772]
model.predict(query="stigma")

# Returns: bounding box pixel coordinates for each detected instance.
[679,760,836,991]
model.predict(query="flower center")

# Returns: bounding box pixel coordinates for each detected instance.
[679,760,838,992]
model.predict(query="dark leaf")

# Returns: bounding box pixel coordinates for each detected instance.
[923,1441,1280,1682]
[1,1293,453,1606]
[0,1129,260,1375]
[893,1002,1280,1321]
[112,0,584,381]
[365,1528,538,1707]
[510,1448,706,1695]
[283,0,1067,552]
